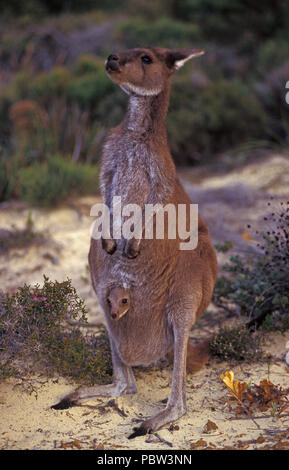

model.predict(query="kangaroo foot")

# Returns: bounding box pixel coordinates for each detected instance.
[128,404,186,439]
[101,237,117,255]
[51,397,78,410]
[51,383,137,410]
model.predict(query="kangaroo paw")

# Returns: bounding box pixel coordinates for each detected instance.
[102,237,117,255]
[128,427,149,439]
[123,240,140,259]
[51,398,77,410]
[51,391,80,410]
[128,405,186,439]
[51,383,137,411]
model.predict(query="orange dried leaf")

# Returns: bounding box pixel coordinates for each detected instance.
[191,438,207,449]
[220,370,235,391]
[241,231,252,243]
[203,419,218,434]
[220,370,247,402]
[234,379,247,401]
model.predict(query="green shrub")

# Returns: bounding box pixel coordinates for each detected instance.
[173,0,289,43]
[256,62,289,143]
[4,61,114,164]
[210,324,263,361]
[48,328,112,385]
[256,40,289,73]
[9,70,34,102]
[67,71,114,108]
[18,157,99,206]
[168,78,268,164]
[126,0,174,19]
[0,276,112,384]
[0,0,125,17]
[30,67,72,103]
[10,59,114,109]
[115,16,202,48]
[72,55,103,76]
[0,158,15,201]
[213,201,289,331]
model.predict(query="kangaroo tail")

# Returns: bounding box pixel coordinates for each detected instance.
[167,338,211,374]
[186,338,211,374]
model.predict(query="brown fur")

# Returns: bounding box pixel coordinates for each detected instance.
[107,286,130,320]
[52,47,217,436]
[168,339,211,374]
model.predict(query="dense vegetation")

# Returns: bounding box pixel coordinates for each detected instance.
[213,201,289,332]
[0,276,112,383]
[0,0,288,205]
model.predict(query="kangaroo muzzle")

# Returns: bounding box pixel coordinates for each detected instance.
[106,54,120,73]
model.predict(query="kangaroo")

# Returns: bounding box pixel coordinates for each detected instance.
[52,47,218,437]
[107,286,130,320]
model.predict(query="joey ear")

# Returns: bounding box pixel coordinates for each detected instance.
[165,49,205,71]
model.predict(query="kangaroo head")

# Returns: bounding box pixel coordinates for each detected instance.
[107,286,131,320]
[105,47,205,97]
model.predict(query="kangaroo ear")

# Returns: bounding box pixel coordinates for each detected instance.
[165,49,205,71]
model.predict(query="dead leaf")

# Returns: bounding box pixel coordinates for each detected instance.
[60,439,82,450]
[237,440,249,449]
[203,419,218,434]
[220,370,247,401]
[72,439,82,449]
[190,438,207,450]
[221,372,289,419]
[241,231,252,242]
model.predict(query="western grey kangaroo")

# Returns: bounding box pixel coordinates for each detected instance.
[107,286,130,320]
[52,47,218,437]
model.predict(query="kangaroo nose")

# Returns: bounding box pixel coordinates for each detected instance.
[106,54,120,72]
[111,313,117,319]
[107,54,119,62]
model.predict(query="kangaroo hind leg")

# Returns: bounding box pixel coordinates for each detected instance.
[52,338,137,409]
[129,298,199,438]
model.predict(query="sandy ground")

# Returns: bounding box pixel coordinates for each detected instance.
[1,153,289,450]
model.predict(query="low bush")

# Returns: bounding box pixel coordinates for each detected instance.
[210,324,263,362]
[72,54,105,76]
[29,67,71,103]
[0,276,112,384]
[18,156,99,206]
[213,201,289,332]
[4,57,116,166]
[256,40,289,74]
[0,158,16,201]
[12,57,115,109]
[168,78,268,164]
[66,70,114,108]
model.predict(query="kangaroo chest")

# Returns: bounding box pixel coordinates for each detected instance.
[105,134,152,207]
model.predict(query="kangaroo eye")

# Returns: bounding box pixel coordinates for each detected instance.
[107,298,111,305]
[122,298,128,304]
[141,55,152,64]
